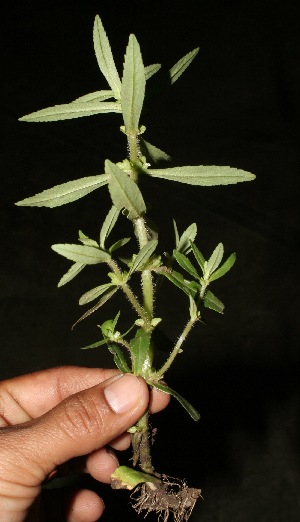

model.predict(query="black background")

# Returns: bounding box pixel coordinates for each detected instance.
[1,1,299,521]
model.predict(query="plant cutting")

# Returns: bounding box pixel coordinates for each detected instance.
[16,14,255,521]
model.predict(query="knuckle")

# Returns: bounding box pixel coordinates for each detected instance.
[59,394,107,441]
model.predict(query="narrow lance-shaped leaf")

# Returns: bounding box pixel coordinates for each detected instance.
[121,34,146,135]
[205,243,224,278]
[190,242,205,272]
[100,205,120,249]
[72,287,118,329]
[51,244,111,265]
[169,48,200,85]
[130,240,158,274]
[145,63,161,81]
[106,160,146,220]
[140,138,171,164]
[209,252,236,282]
[108,345,131,373]
[130,330,151,376]
[162,270,198,298]
[146,165,256,185]
[15,175,109,208]
[176,223,197,254]
[79,283,114,306]
[93,15,121,99]
[203,290,224,314]
[150,381,200,421]
[57,262,86,288]
[78,230,99,248]
[19,101,121,123]
[72,90,114,103]
[173,250,199,279]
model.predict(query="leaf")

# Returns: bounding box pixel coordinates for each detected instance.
[145,63,161,80]
[72,287,118,328]
[130,329,151,376]
[173,250,199,279]
[100,206,120,249]
[78,231,99,248]
[79,283,113,306]
[190,242,205,272]
[169,48,200,85]
[57,262,85,287]
[150,382,200,421]
[93,15,121,99]
[109,237,131,254]
[51,244,111,264]
[19,101,121,122]
[176,223,197,254]
[189,295,199,321]
[72,90,114,103]
[106,160,146,219]
[209,252,236,282]
[108,345,131,373]
[162,270,198,297]
[203,290,224,314]
[15,174,109,208]
[206,243,224,278]
[130,240,158,274]
[81,339,108,350]
[139,138,171,164]
[146,165,256,185]
[121,34,146,134]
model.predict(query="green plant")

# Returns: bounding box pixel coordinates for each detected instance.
[16,15,255,521]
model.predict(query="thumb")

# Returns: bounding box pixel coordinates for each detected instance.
[1,373,149,486]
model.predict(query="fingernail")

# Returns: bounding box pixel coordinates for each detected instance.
[104,374,142,414]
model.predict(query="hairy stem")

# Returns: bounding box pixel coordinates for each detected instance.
[156,317,198,379]
[132,411,155,474]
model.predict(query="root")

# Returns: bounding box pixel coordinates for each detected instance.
[131,475,202,522]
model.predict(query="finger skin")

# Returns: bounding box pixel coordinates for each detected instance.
[0,374,149,521]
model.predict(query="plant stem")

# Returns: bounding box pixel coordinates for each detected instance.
[108,259,149,326]
[156,317,198,379]
[132,411,155,474]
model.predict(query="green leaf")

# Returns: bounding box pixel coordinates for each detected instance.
[79,283,113,306]
[189,295,199,321]
[108,345,131,373]
[19,101,121,122]
[130,240,158,274]
[145,63,161,80]
[176,223,197,254]
[190,242,205,272]
[139,138,171,164]
[15,174,109,208]
[146,165,256,185]
[93,15,121,99]
[72,287,118,329]
[51,244,111,264]
[150,381,200,421]
[78,231,99,248]
[109,237,131,254]
[57,262,85,287]
[130,329,151,376]
[81,339,108,350]
[121,34,146,134]
[209,252,236,282]
[106,160,146,219]
[206,243,224,278]
[162,270,198,297]
[173,250,199,279]
[100,206,120,249]
[72,90,114,103]
[169,48,200,85]
[203,290,224,314]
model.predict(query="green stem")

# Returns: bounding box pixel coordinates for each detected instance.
[156,317,197,379]
[108,259,149,325]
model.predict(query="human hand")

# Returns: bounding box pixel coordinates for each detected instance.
[0,366,169,522]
